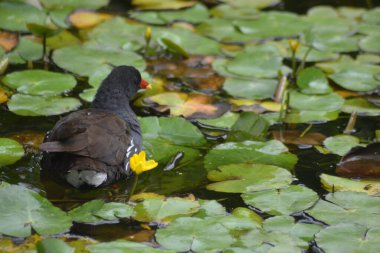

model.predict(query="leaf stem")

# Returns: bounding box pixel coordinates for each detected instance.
[127,174,139,201]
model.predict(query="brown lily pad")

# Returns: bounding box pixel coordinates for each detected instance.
[0,31,18,52]
[337,142,380,178]
[272,130,326,146]
[144,91,230,119]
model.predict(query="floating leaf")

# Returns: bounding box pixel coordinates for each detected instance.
[52,45,145,76]
[68,199,105,223]
[289,91,344,112]
[0,183,71,237]
[323,135,361,156]
[315,223,380,253]
[204,140,298,171]
[342,97,380,116]
[320,173,380,196]
[133,197,200,223]
[131,3,208,24]
[0,138,24,166]
[197,112,239,129]
[88,240,175,253]
[296,67,332,94]
[337,142,380,178]
[27,23,60,38]
[284,110,340,123]
[0,31,18,52]
[8,37,43,64]
[3,70,76,96]
[263,216,322,242]
[193,199,227,218]
[132,0,196,10]
[207,163,293,193]
[242,185,319,215]
[307,191,380,227]
[359,34,380,53]
[39,0,110,10]
[229,112,269,141]
[232,207,263,225]
[93,202,134,221]
[362,7,380,24]
[145,92,230,119]
[7,94,81,116]
[0,2,46,32]
[222,0,280,9]
[36,238,74,253]
[330,69,380,92]
[69,11,112,29]
[223,78,277,100]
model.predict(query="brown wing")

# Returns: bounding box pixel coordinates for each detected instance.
[40,108,131,166]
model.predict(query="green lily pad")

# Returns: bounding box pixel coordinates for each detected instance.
[315,223,380,253]
[68,199,105,223]
[320,173,380,196]
[226,46,283,78]
[156,215,258,252]
[88,240,175,253]
[296,67,332,94]
[0,183,72,237]
[289,91,344,112]
[3,70,76,96]
[39,0,109,10]
[363,7,380,24]
[0,138,24,166]
[207,163,293,193]
[154,27,222,55]
[52,45,145,77]
[360,34,380,53]
[323,135,361,156]
[133,197,200,223]
[342,97,380,116]
[193,199,227,218]
[317,55,380,75]
[242,185,319,215]
[8,37,43,64]
[210,4,259,19]
[229,112,269,141]
[93,202,134,221]
[197,112,239,129]
[132,0,196,10]
[131,3,209,24]
[223,78,277,99]
[231,207,263,225]
[7,94,81,116]
[330,69,380,92]
[204,140,298,171]
[234,12,310,41]
[307,191,380,227]
[263,216,322,242]
[0,2,46,32]
[36,238,74,253]
[284,110,340,123]
[86,18,145,52]
[140,116,206,163]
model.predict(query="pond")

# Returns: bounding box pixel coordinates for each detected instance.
[0,0,380,252]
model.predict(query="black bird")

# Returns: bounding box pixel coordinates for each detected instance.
[40,66,149,188]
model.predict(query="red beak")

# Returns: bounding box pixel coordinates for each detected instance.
[140,79,150,89]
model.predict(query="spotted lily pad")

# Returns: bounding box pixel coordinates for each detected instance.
[0,138,24,166]
[3,70,76,96]
[204,140,298,171]
[0,183,72,237]
[296,67,332,94]
[0,2,46,32]
[307,191,380,227]
[320,173,380,196]
[52,45,145,76]
[242,185,319,215]
[315,223,380,253]
[207,163,293,193]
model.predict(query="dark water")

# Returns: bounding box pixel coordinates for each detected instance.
[1,0,380,242]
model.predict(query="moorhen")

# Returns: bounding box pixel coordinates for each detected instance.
[40,66,149,188]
